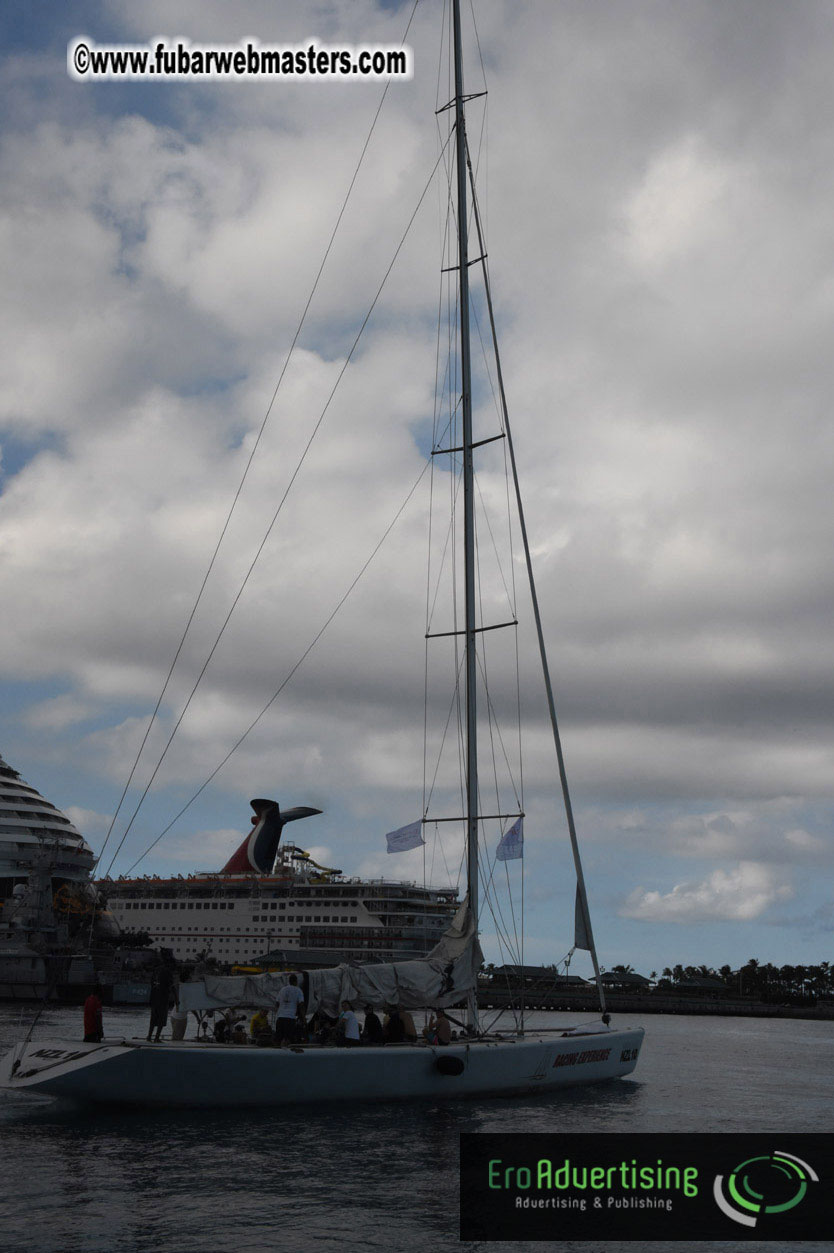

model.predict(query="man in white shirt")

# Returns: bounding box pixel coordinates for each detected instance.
[339,1000,361,1047]
[275,974,305,1044]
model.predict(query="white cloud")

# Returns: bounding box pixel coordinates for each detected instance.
[621,862,794,923]
[152,827,244,868]
[23,695,99,732]
[623,135,733,269]
[784,828,825,853]
[65,806,113,836]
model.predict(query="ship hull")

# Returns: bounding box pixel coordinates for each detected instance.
[2,1029,644,1108]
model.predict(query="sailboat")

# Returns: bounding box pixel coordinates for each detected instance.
[1,0,644,1107]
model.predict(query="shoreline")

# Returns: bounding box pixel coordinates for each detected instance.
[478,989,834,1021]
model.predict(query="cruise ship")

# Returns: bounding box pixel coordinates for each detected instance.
[0,753,105,997]
[96,798,460,966]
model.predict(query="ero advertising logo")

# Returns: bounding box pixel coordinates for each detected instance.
[713,1149,818,1229]
[460,1133,833,1242]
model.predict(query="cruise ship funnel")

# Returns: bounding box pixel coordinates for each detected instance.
[220,800,322,875]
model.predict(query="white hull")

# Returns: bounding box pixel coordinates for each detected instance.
[2,1028,644,1108]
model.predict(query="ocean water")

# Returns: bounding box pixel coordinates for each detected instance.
[0,1004,831,1253]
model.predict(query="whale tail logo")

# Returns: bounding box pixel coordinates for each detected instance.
[220,799,322,874]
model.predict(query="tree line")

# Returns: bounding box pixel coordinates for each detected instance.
[607,959,833,1002]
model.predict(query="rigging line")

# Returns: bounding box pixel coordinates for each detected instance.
[472,794,520,959]
[472,507,503,830]
[478,854,521,968]
[481,652,512,841]
[423,646,466,817]
[473,641,520,972]
[482,919,519,1000]
[468,0,489,97]
[502,855,522,989]
[470,293,503,430]
[476,816,522,965]
[122,455,433,877]
[515,574,525,1020]
[481,887,521,974]
[473,645,522,809]
[469,496,522,810]
[424,326,443,880]
[483,1008,520,1035]
[530,956,583,1006]
[423,468,435,845]
[503,393,524,812]
[95,5,420,876]
[426,461,463,632]
[466,141,608,1017]
[430,816,457,897]
[436,0,453,121]
[425,212,457,829]
[447,378,465,847]
[473,519,521,988]
[473,468,516,619]
[478,824,520,953]
[104,133,454,879]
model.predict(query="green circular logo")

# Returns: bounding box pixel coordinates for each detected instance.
[713,1151,818,1228]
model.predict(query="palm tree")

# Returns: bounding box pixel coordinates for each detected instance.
[779,965,796,995]
[740,958,761,996]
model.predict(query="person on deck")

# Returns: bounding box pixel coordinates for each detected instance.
[384,1006,405,1044]
[147,962,174,1042]
[250,1008,271,1043]
[338,1001,361,1048]
[435,1008,452,1044]
[275,973,305,1044]
[423,1008,452,1045]
[399,1007,418,1042]
[309,1011,338,1045]
[83,985,103,1042]
[362,1005,384,1044]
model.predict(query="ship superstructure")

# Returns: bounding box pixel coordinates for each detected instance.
[96,800,459,965]
[0,753,101,996]
[0,754,96,931]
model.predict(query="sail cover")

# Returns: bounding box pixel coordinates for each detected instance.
[178,899,482,1016]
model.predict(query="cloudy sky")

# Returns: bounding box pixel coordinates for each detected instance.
[2,0,832,976]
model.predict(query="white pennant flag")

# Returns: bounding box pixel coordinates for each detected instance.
[496,817,523,861]
[385,819,424,854]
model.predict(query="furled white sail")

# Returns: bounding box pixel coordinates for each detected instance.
[177,899,482,1016]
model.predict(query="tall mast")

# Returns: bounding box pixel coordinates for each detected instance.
[452,0,479,990]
